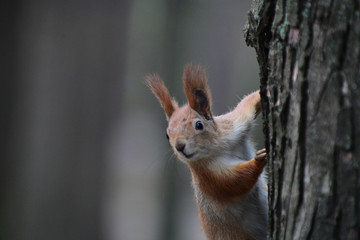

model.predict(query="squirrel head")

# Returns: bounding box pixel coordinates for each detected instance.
[147,64,219,162]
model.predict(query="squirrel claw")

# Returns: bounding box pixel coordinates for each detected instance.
[255,148,267,163]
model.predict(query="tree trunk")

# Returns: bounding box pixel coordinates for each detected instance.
[245,0,360,239]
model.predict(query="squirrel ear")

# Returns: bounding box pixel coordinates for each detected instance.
[183,64,213,120]
[146,74,178,119]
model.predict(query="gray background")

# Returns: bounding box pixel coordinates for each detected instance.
[2,1,260,240]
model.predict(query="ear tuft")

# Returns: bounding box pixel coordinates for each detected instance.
[183,64,213,119]
[146,74,177,119]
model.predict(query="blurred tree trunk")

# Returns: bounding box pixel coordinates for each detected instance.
[1,1,129,240]
[245,0,360,239]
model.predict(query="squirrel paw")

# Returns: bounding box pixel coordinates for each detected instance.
[255,148,267,163]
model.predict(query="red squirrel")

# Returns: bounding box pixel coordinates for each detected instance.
[147,64,268,240]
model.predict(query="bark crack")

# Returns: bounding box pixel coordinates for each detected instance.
[334,206,342,240]
[308,75,330,126]
[295,80,308,218]
[305,203,318,240]
[284,146,299,239]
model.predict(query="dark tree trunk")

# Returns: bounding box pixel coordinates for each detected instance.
[245,0,360,239]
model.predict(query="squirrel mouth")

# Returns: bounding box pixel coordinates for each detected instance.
[182,152,195,159]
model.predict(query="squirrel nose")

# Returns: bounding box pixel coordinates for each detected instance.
[175,142,186,153]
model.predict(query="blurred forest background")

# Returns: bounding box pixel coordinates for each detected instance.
[1,1,261,240]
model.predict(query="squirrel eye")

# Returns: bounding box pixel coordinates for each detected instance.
[195,121,204,130]
[166,133,169,140]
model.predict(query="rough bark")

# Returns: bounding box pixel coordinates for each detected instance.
[245,0,360,239]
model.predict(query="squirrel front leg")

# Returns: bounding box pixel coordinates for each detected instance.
[231,148,267,198]
[215,91,261,142]
[233,90,261,123]
[191,149,267,203]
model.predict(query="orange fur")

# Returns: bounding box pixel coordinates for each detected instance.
[146,74,178,118]
[147,65,267,240]
[199,210,256,240]
[183,64,213,120]
[189,158,265,203]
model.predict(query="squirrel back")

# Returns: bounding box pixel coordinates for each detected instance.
[147,64,268,240]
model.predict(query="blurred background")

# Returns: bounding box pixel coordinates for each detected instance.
[1,1,261,240]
